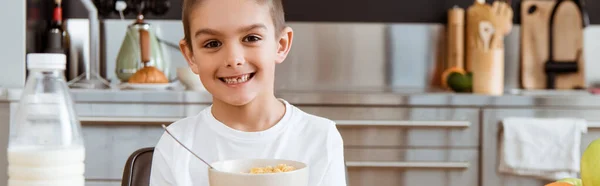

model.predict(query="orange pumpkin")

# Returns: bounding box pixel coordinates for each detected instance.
[545,182,574,186]
[128,66,169,84]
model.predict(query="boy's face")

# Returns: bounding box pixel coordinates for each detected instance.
[180,0,293,106]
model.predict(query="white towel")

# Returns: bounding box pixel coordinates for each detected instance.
[499,117,588,181]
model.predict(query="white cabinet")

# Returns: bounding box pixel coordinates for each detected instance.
[298,106,481,186]
[345,148,478,186]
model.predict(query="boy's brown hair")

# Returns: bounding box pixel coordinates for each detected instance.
[181,0,286,50]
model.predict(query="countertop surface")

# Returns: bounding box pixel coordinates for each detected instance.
[2,86,600,108]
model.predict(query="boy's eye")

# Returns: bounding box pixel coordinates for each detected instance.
[243,35,262,42]
[203,40,222,48]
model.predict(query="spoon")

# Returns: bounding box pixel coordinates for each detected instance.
[478,21,495,52]
[161,124,215,170]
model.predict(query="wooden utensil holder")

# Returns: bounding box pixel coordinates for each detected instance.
[472,48,504,95]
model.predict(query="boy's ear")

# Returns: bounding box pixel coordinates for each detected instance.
[179,39,200,74]
[275,27,293,64]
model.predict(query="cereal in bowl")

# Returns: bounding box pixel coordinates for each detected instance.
[249,164,296,174]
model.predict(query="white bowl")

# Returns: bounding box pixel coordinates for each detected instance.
[176,67,206,91]
[208,159,309,186]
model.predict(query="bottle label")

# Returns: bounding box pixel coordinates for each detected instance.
[53,7,62,22]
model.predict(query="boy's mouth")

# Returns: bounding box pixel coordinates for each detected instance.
[218,72,256,85]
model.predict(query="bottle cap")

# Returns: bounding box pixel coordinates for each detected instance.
[27,53,66,70]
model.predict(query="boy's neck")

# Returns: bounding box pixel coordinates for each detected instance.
[211,95,286,132]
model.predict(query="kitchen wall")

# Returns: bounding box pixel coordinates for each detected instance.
[68,19,476,90]
[63,20,600,92]
[0,1,26,88]
[27,0,600,91]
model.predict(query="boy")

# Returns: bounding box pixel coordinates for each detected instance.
[149,0,347,185]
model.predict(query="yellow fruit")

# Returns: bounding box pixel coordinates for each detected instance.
[582,138,600,186]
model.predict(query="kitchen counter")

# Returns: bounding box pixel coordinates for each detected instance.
[2,87,600,108]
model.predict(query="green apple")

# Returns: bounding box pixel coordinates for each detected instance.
[557,178,582,186]
[582,138,600,186]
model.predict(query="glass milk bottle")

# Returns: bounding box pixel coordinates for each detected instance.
[7,53,85,186]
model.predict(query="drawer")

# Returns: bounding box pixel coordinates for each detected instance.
[344,148,479,186]
[298,106,480,148]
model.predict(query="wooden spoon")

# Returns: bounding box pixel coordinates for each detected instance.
[492,0,514,35]
[479,21,495,52]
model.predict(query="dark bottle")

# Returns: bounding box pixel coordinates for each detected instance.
[45,4,64,54]
[44,2,72,80]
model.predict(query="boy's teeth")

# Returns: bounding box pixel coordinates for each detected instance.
[223,74,250,84]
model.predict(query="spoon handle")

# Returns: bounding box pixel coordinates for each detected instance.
[161,124,215,169]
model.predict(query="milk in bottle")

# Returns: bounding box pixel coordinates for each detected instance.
[7,53,85,186]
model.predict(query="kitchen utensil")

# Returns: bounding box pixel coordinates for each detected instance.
[544,0,588,89]
[115,13,169,82]
[492,1,514,35]
[520,0,587,90]
[465,0,493,71]
[447,6,465,70]
[479,21,495,52]
[209,159,309,186]
[466,0,505,95]
[161,124,215,170]
[490,1,514,49]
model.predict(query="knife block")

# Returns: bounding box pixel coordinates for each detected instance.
[520,0,586,90]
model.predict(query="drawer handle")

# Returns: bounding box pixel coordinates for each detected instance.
[346,161,469,169]
[335,120,470,128]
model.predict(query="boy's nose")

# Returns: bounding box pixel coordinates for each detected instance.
[226,57,245,67]
[224,45,245,67]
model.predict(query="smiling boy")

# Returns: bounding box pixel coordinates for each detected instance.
[148,0,347,185]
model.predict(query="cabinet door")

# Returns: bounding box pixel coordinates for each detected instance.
[297,106,481,148]
[482,108,600,186]
[345,148,479,186]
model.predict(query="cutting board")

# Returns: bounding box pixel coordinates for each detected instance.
[520,0,585,89]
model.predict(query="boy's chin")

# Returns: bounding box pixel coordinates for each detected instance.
[216,93,257,106]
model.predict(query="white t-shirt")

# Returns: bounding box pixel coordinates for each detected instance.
[149,99,347,186]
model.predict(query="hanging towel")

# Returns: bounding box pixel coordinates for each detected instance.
[498,117,588,181]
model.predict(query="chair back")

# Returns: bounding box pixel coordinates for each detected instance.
[121,147,155,186]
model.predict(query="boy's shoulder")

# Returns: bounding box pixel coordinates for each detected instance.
[289,104,338,133]
[161,111,204,138]
[293,106,335,125]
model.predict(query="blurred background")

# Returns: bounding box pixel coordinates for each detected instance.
[2,0,600,185]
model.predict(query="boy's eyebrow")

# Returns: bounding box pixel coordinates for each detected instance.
[239,23,267,33]
[194,28,220,38]
[194,24,267,38]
